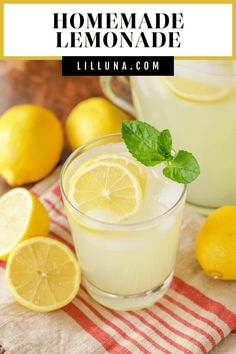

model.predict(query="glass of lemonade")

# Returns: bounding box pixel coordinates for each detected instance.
[100,61,236,213]
[61,135,186,311]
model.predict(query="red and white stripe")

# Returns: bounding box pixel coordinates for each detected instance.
[157,297,218,347]
[171,279,235,333]
[80,285,174,354]
[165,291,227,341]
[74,295,150,354]
[64,302,131,354]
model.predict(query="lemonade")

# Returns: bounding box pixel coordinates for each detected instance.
[61,136,186,311]
[130,61,236,210]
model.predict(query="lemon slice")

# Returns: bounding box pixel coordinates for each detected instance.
[69,161,143,222]
[5,237,81,312]
[161,76,233,103]
[79,153,146,192]
[0,188,49,260]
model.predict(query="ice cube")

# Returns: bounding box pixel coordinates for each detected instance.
[156,180,184,209]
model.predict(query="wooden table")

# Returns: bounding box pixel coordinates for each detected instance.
[0,60,103,196]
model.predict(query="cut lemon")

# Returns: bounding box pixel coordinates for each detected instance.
[161,76,234,103]
[78,153,146,192]
[69,160,143,223]
[0,188,49,260]
[5,237,81,312]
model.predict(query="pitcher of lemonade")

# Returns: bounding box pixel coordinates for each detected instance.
[100,60,236,213]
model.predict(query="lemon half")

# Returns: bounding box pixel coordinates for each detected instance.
[0,188,49,260]
[5,237,80,312]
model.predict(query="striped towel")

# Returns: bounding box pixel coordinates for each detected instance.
[1,167,236,354]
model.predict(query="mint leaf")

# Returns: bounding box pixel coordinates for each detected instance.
[159,129,172,157]
[122,120,165,166]
[122,120,200,184]
[163,150,200,184]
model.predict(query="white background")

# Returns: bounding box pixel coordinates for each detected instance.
[4,4,232,57]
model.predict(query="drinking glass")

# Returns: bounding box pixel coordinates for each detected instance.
[60,135,186,311]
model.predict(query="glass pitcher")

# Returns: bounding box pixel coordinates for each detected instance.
[100,60,236,213]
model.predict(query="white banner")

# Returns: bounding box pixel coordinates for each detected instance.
[4,3,232,57]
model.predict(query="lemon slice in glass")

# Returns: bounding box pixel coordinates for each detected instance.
[69,160,143,223]
[79,153,146,192]
[161,76,234,103]
[0,188,49,260]
[5,237,81,312]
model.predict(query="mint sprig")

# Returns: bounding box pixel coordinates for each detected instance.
[122,120,200,184]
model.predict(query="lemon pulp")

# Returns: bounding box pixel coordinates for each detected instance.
[77,153,147,192]
[0,188,49,260]
[68,157,143,223]
[5,237,81,312]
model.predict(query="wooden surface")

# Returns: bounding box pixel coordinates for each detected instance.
[0,60,103,196]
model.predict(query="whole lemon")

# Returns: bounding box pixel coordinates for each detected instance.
[0,105,63,186]
[66,97,130,151]
[196,206,236,280]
